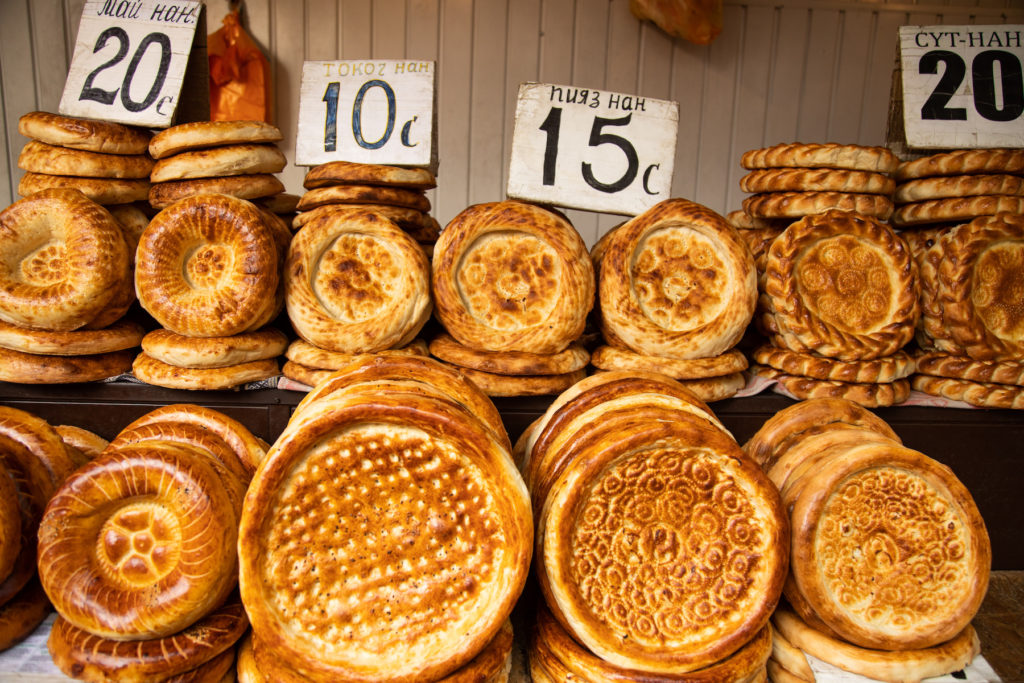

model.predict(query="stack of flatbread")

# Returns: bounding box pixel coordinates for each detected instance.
[910,212,1024,409]
[0,189,144,383]
[525,371,785,679]
[238,354,530,681]
[593,198,755,402]
[0,406,79,653]
[752,209,919,407]
[37,405,262,681]
[17,111,152,206]
[891,149,1024,229]
[295,160,441,250]
[147,120,286,209]
[132,193,288,390]
[430,200,594,397]
[744,398,989,681]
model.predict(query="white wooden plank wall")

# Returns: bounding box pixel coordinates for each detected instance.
[1,0,1021,247]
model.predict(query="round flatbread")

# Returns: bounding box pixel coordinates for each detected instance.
[296,184,431,212]
[0,319,142,356]
[743,191,894,220]
[18,140,153,179]
[590,344,748,379]
[292,204,440,242]
[254,192,300,214]
[0,578,51,652]
[753,365,910,407]
[18,172,150,205]
[741,143,899,173]
[752,345,915,383]
[141,328,288,368]
[281,359,331,388]
[148,174,285,209]
[895,173,1024,203]
[303,160,437,189]
[892,195,1024,227]
[914,350,1024,386]
[725,209,792,231]
[150,144,287,183]
[762,210,919,361]
[429,333,589,375]
[132,352,279,390]
[895,148,1024,181]
[0,345,132,384]
[912,374,1024,409]
[284,338,428,370]
[149,120,283,159]
[19,111,151,155]
[455,366,586,397]
[54,425,108,461]
[740,168,895,195]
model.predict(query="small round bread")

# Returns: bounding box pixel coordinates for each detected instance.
[0,319,143,355]
[47,601,248,683]
[19,111,151,155]
[743,191,894,220]
[752,345,915,383]
[895,148,1024,181]
[37,441,241,640]
[895,173,1024,203]
[141,328,287,369]
[741,142,899,173]
[284,338,428,370]
[678,370,746,402]
[148,174,285,209]
[914,350,1024,386]
[788,442,989,649]
[762,210,919,361]
[433,200,594,355]
[292,204,440,242]
[740,168,895,195]
[303,160,437,189]
[150,144,287,183]
[280,359,331,388]
[892,195,1024,227]
[296,184,431,212]
[0,189,129,331]
[912,374,1024,409]
[132,352,278,390]
[455,366,586,397]
[286,208,432,353]
[149,121,283,159]
[429,333,589,375]
[0,346,132,384]
[590,344,748,379]
[19,140,154,179]
[934,213,1024,360]
[18,172,150,205]
[600,198,756,359]
[752,365,910,407]
[0,577,51,652]
[136,193,279,337]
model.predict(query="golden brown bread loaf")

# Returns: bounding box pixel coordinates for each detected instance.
[0,465,22,586]
[0,319,143,355]
[19,112,151,155]
[150,144,287,183]
[743,191,894,220]
[740,168,895,195]
[18,173,150,205]
[454,366,587,397]
[433,200,594,354]
[914,350,1024,386]
[590,344,748,379]
[912,374,1024,409]
[54,425,108,462]
[148,174,285,209]
[429,333,590,375]
[19,140,154,179]
[149,121,283,159]
[284,338,428,370]
[894,148,1024,181]
[894,173,1024,203]
[303,160,437,189]
[0,577,51,652]
[0,347,133,384]
[752,345,915,383]
[296,184,431,212]
[751,365,911,407]
[132,353,279,391]
[141,328,287,369]
[892,195,1024,227]
[292,203,441,243]
[741,142,900,173]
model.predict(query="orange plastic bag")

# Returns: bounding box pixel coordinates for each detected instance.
[208,10,272,122]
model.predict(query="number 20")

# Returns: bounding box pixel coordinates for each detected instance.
[79,26,171,112]
[920,49,1024,122]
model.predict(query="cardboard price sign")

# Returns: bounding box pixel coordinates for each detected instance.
[900,25,1024,149]
[507,83,678,216]
[296,60,437,169]
[59,0,204,128]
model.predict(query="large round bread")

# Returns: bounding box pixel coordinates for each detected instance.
[590,344,748,379]
[238,391,531,682]
[752,345,915,383]
[0,577,51,652]
[912,374,1024,409]
[132,352,279,390]
[914,350,1024,386]
[894,173,1024,203]
[135,194,279,337]
[0,347,133,384]
[141,328,287,368]
[599,198,756,359]
[892,195,1024,227]
[453,366,586,397]
[19,140,154,179]
[741,142,899,173]
[303,160,437,189]
[19,112,151,155]
[429,333,589,375]
[895,148,1024,181]
[743,191,894,220]
[149,121,283,159]
[763,209,919,360]
[18,173,150,205]
[296,184,430,212]
[0,189,129,331]
[740,168,895,195]
[284,338,428,370]
[432,200,594,354]
[150,144,286,183]
[285,207,432,353]
[752,365,910,407]
[148,174,285,209]
[0,319,143,355]
[37,441,241,640]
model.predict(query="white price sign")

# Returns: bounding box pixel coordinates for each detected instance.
[296,60,436,168]
[59,0,202,128]
[507,83,678,216]
[900,25,1024,149]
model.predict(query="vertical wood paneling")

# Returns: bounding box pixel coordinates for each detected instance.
[798,9,842,142]
[861,11,906,146]
[436,0,473,220]
[728,5,774,212]
[305,0,338,60]
[502,0,541,196]
[467,0,508,206]
[828,10,874,141]
[373,0,406,58]
[272,2,305,191]
[763,7,809,144]
[407,0,440,212]
[340,0,371,58]
[31,0,70,113]
[668,41,708,206]
[0,0,35,204]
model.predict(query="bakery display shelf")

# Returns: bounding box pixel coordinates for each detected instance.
[0,382,1021,569]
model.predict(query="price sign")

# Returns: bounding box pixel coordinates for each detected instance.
[59,1,204,128]
[507,83,678,216]
[296,60,436,169]
[900,25,1024,149]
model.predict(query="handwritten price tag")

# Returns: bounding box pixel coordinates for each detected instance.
[507,83,678,216]
[296,60,436,169]
[900,25,1024,149]
[59,0,202,128]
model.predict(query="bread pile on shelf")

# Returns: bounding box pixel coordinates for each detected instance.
[0,187,143,383]
[0,407,79,653]
[282,337,430,387]
[238,354,529,681]
[524,371,786,680]
[592,198,754,401]
[428,200,594,396]
[745,398,989,681]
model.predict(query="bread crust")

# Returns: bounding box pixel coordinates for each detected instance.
[752,365,910,407]
[741,143,899,173]
[740,168,895,195]
[429,333,589,375]
[895,173,1024,203]
[590,344,747,378]
[18,173,150,205]
[455,366,586,397]
[141,328,287,368]
[0,347,132,383]
[54,425,108,461]
[296,184,430,212]
[292,204,440,242]
[150,144,286,183]
[0,577,50,652]
[19,140,154,179]
[19,111,151,155]
[284,338,428,370]
[743,191,894,220]
[148,175,285,209]
[895,148,1024,181]
[303,160,437,189]
[752,345,915,383]
[0,319,142,355]
[912,374,1024,409]
[892,195,1024,227]
[149,121,283,159]
[914,350,1024,386]
[132,353,279,390]
[0,465,22,585]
